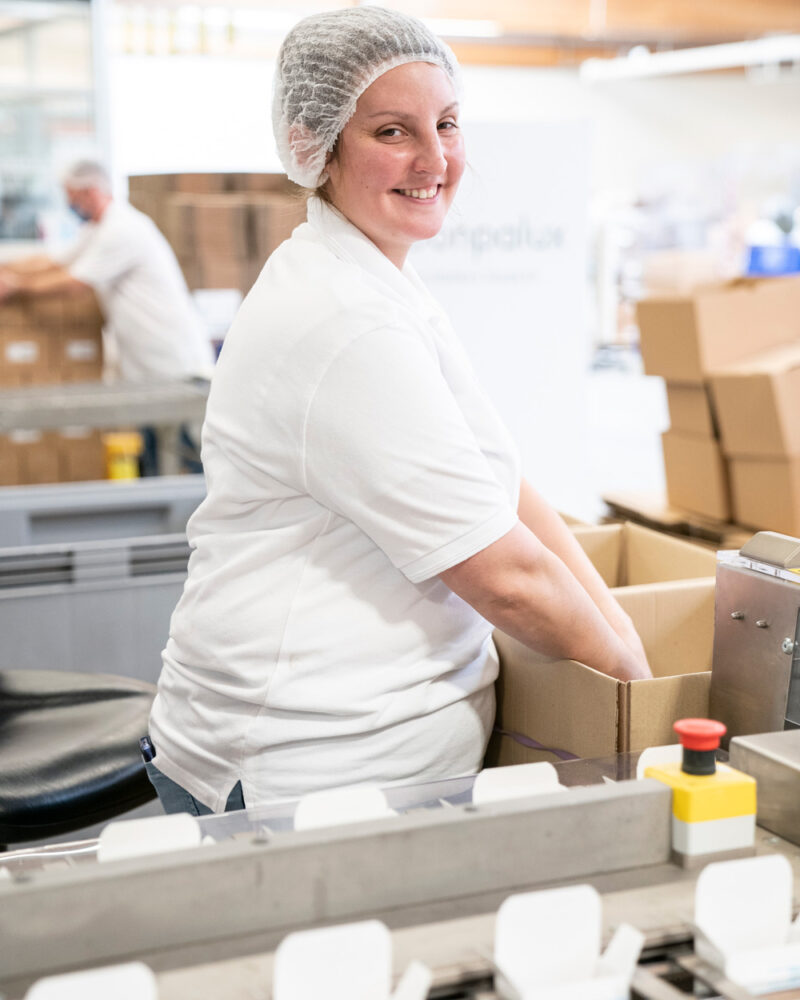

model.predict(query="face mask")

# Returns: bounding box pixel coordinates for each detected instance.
[69,201,91,222]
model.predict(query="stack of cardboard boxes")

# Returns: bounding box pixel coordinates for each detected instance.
[0,290,107,485]
[0,291,103,387]
[636,275,800,532]
[128,173,308,294]
[487,521,719,767]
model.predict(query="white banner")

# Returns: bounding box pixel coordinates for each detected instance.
[412,120,591,515]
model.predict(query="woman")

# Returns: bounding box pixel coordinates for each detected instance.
[145,6,651,816]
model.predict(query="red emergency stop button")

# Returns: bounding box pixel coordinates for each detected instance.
[674,718,726,751]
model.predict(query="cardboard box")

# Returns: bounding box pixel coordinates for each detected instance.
[662,429,731,522]
[58,428,107,482]
[709,343,800,458]
[192,196,252,258]
[730,456,800,537]
[489,578,715,766]
[0,330,52,386]
[9,430,60,485]
[665,382,719,437]
[173,173,229,195]
[637,275,800,384]
[229,173,297,194]
[249,193,308,262]
[0,301,28,328]
[0,435,20,486]
[162,196,198,259]
[54,332,104,382]
[572,522,717,587]
[196,254,254,292]
[127,174,175,197]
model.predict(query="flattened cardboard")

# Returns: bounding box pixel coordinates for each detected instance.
[665,382,719,437]
[637,276,800,384]
[662,430,731,521]
[730,456,800,537]
[489,579,715,766]
[709,343,800,458]
[572,522,716,587]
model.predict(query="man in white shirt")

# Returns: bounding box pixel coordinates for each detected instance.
[0,160,215,472]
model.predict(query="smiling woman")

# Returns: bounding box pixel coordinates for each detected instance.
[144,5,651,818]
[324,63,465,268]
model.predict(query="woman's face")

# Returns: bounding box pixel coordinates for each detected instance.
[325,61,465,269]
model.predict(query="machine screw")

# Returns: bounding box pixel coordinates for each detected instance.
[756,620,769,628]
[783,638,796,655]
[730,611,745,620]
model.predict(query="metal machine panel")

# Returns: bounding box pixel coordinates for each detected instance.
[730,729,800,846]
[710,560,800,745]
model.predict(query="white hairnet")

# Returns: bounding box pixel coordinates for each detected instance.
[273,5,462,189]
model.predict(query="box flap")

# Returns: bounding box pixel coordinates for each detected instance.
[624,522,717,584]
[624,672,711,752]
[614,578,716,678]
[571,524,623,587]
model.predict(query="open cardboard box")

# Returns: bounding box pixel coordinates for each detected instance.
[487,578,715,767]
[572,522,716,587]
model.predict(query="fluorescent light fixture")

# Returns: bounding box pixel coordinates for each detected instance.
[422,18,503,39]
[580,33,800,81]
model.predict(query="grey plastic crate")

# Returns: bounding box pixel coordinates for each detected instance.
[0,475,205,547]
[0,535,190,683]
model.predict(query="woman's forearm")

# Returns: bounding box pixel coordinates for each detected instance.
[440,522,652,681]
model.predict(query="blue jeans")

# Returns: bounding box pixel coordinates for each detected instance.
[145,760,245,816]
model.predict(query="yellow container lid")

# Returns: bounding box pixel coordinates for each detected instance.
[102,431,144,457]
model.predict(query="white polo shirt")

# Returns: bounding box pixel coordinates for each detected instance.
[64,201,214,381]
[149,197,521,810]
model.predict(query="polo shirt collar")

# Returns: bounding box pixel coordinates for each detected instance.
[306,197,448,327]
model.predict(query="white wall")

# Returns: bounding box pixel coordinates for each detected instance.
[110,55,800,203]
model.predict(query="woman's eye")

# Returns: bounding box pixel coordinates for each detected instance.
[438,119,458,131]
[379,127,403,138]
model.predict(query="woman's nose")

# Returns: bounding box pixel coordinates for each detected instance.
[413,131,448,175]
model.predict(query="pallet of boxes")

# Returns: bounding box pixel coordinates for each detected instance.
[0,291,108,486]
[127,172,308,295]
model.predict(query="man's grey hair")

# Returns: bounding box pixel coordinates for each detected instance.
[62,160,111,193]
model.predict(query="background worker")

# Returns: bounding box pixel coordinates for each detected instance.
[0,159,215,473]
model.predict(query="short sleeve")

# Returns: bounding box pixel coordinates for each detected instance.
[304,325,518,583]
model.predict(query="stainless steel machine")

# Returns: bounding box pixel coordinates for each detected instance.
[710,532,800,745]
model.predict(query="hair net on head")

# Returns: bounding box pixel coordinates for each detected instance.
[273,5,462,189]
